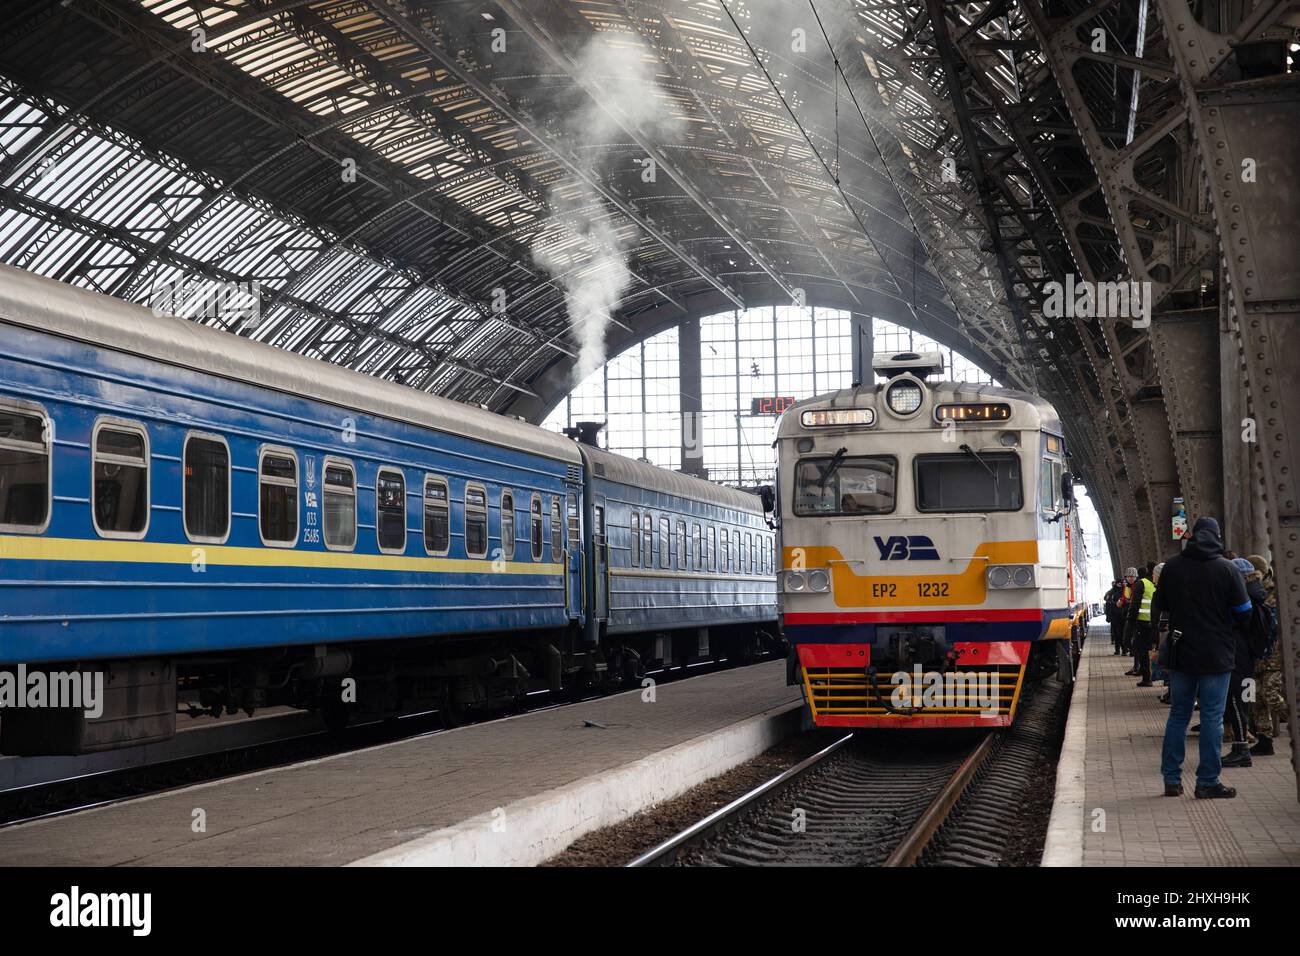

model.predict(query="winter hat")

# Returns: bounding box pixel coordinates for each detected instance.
[1152,562,1164,583]
[1124,567,1138,578]
[1247,554,1270,575]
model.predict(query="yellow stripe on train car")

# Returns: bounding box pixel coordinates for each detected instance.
[782,541,1039,608]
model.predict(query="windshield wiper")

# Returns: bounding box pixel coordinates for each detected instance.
[817,446,849,488]
[959,443,996,479]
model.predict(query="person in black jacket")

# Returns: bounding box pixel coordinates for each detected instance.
[1152,517,1251,799]
[1222,557,1268,768]
[1103,581,1124,654]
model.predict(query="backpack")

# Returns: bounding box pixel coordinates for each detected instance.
[1247,600,1278,659]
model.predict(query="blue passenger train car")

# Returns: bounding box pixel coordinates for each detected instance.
[0,265,777,755]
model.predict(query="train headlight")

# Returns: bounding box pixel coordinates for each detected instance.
[886,380,923,415]
[784,571,807,592]
[987,565,1036,589]
[807,569,831,592]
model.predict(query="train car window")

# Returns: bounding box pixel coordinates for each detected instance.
[691,523,702,571]
[376,469,406,554]
[322,460,357,551]
[500,490,516,560]
[551,496,563,560]
[258,447,298,547]
[676,520,686,570]
[465,484,488,557]
[0,403,51,533]
[630,512,640,567]
[720,528,729,573]
[183,434,230,544]
[659,516,670,568]
[642,512,653,567]
[707,526,717,572]
[423,476,450,555]
[743,532,751,574]
[915,453,1023,513]
[794,455,896,516]
[92,421,150,539]
[530,495,543,560]
[567,493,580,544]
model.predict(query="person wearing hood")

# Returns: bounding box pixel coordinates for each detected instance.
[1150,517,1252,798]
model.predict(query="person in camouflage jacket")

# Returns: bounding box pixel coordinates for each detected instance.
[1247,554,1287,756]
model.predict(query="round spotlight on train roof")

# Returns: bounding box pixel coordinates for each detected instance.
[987,566,1011,589]
[1012,565,1034,587]
[886,379,924,415]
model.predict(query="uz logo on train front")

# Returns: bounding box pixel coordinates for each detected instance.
[874,535,940,561]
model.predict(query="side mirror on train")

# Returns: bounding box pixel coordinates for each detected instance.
[759,485,775,514]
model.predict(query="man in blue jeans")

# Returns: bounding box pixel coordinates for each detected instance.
[1150,517,1251,798]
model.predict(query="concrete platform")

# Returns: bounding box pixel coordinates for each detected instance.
[0,661,801,866]
[1044,628,1300,866]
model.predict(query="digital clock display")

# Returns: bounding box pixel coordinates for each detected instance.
[750,396,797,416]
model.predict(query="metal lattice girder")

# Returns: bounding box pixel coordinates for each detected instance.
[1153,0,1300,794]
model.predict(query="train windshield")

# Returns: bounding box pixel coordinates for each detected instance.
[793,456,896,515]
[915,453,1022,512]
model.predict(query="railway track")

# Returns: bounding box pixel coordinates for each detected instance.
[629,677,1068,867]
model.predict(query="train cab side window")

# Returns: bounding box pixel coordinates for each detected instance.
[676,520,686,570]
[640,512,651,566]
[500,490,515,560]
[530,495,543,561]
[630,512,640,567]
[659,516,670,568]
[551,496,563,560]
[376,469,406,554]
[93,421,150,539]
[707,525,717,572]
[1040,457,1064,514]
[322,460,357,551]
[691,523,702,571]
[465,484,488,557]
[258,447,298,547]
[0,405,51,533]
[423,476,450,555]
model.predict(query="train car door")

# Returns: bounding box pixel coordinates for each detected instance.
[565,489,583,622]
[592,499,609,622]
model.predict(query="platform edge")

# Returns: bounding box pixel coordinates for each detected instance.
[1040,640,1091,867]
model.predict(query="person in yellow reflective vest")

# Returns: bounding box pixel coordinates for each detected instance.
[1131,567,1157,686]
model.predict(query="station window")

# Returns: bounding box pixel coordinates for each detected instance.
[92,420,150,539]
[376,469,406,554]
[258,447,298,547]
[659,516,670,568]
[567,493,580,544]
[423,476,449,555]
[676,520,686,570]
[0,404,50,533]
[691,523,702,571]
[551,496,563,560]
[642,511,653,566]
[720,528,729,573]
[500,490,515,560]
[184,435,230,544]
[530,495,543,561]
[322,459,357,551]
[630,511,640,567]
[707,526,717,572]
[465,484,488,557]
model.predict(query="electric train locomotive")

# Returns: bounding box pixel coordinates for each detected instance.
[0,264,776,756]
[772,351,1082,729]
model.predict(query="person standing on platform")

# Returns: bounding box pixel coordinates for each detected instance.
[1122,567,1143,675]
[1153,517,1252,799]
[1222,557,1268,768]
[1104,580,1124,654]
[1117,570,1135,657]
[1132,566,1158,687]
[1246,554,1285,757]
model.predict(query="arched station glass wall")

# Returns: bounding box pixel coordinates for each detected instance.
[543,305,996,487]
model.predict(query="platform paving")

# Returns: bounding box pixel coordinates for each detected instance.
[1054,629,1300,866]
[0,661,800,866]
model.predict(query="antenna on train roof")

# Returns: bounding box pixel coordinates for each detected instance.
[870,350,945,379]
